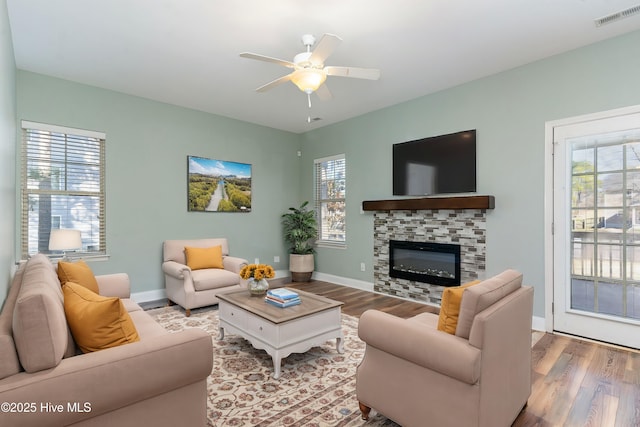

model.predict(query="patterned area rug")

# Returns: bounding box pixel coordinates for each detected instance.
[147,305,397,427]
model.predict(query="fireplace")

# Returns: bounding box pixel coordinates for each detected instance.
[389,240,461,287]
[371,206,487,303]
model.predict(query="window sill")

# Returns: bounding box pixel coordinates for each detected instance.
[18,254,111,265]
[58,254,111,263]
[316,242,347,250]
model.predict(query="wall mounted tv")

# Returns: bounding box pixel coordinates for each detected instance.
[392,129,476,196]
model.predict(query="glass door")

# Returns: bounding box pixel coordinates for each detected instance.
[553,109,640,348]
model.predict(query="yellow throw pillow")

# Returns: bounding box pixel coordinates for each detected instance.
[437,280,481,334]
[184,245,224,270]
[57,260,99,294]
[62,282,140,353]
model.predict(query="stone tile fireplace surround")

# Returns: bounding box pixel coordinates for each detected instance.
[363,196,494,305]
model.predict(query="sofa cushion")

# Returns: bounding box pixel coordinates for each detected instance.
[455,269,523,339]
[128,310,169,339]
[0,261,27,379]
[12,255,69,373]
[63,282,140,353]
[57,259,100,293]
[437,280,481,334]
[185,245,224,270]
[191,268,240,291]
[120,298,144,313]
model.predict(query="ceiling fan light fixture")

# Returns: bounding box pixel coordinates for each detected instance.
[291,68,326,94]
[241,33,379,101]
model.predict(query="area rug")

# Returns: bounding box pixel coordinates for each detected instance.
[147,305,398,427]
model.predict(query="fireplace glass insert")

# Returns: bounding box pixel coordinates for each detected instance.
[389,240,461,286]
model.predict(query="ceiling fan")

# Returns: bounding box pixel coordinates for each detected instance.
[240,33,380,105]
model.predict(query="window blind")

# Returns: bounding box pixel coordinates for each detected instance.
[314,154,346,246]
[21,122,106,258]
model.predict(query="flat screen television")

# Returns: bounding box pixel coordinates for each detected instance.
[393,129,476,196]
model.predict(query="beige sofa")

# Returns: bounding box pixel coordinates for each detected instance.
[356,270,534,427]
[0,254,213,427]
[162,238,248,316]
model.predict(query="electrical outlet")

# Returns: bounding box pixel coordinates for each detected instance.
[254,258,259,264]
[360,262,366,272]
[274,256,280,263]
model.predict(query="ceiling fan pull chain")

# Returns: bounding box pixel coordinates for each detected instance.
[307,93,312,109]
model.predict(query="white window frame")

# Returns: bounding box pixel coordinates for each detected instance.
[314,154,346,248]
[20,120,106,259]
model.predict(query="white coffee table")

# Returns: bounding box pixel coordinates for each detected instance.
[216,288,344,379]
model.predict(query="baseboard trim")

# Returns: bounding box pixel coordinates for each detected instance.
[131,289,166,304]
[532,316,546,332]
[312,271,374,292]
[274,269,290,280]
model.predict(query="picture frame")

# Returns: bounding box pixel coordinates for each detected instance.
[187,155,252,212]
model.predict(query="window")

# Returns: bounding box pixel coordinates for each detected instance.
[314,154,346,247]
[21,121,106,258]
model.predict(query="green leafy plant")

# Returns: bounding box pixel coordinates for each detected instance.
[281,201,317,254]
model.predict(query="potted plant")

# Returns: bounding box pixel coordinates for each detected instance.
[282,201,317,282]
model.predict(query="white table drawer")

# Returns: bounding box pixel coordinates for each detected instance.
[246,313,278,342]
[278,308,341,343]
[219,301,247,329]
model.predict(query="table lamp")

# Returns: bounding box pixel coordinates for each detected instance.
[49,229,82,259]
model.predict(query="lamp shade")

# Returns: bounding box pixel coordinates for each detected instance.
[49,229,82,251]
[290,68,327,94]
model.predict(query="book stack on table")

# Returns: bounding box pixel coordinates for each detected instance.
[265,288,301,308]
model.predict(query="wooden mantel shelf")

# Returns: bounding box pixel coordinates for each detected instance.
[362,195,495,211]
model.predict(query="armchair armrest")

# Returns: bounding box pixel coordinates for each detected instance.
[223,256,248,274]
[358,310,481,385]
[0,329,213,427]
[162,260,191,279]
[96,273,130,299]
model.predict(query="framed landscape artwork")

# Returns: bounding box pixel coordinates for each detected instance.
[187,155,252,212]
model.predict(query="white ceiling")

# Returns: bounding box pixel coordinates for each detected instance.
[6,0,640,134]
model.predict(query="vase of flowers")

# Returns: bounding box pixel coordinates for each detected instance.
[240,263,275,296]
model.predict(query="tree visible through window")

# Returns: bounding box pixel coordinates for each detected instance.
[21,121,106,258]
[314,154,346,246]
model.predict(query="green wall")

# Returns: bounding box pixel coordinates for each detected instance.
[0,0,16,305]
[301,30,640,317]
[16,72,301,296]
[8,28,640,319]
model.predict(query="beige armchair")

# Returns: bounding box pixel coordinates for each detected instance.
[162,238,248,316]
[356,270,533,427]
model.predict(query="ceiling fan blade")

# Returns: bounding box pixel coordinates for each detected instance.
[308,33,342,65]
[255,73,293,92]
[315,83,333,101]
[240,52,295,69]
[325,66,381,80]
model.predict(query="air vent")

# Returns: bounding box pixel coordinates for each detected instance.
[595,4,640,26]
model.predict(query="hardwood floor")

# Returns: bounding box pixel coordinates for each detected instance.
[283,280,640,427]
[284,279,438,318]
